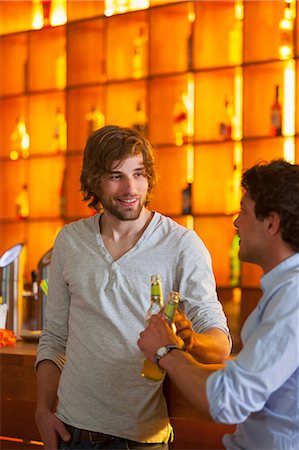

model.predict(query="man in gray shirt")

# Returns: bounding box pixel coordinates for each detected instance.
[35,125,231,450]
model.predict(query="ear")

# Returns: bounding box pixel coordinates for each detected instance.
[267,212,281,235]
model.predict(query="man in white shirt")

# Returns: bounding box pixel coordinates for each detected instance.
[138,159,299,450]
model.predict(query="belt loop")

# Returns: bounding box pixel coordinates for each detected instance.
[73,427,81,444]
[88,431,94,444]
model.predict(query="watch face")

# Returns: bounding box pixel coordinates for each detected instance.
[157,346,168,358]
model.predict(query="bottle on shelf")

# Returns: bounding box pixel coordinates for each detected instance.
[182,183,192,215]
[115,0,130,14]
[132,25,147,79]
[132,101,147,137]
[229,231,241,287]
[50,0,67,26]
[10,116,30,161]
[15,184,29,220]
[60,165,67,219]
[32,0,44,30]
[142,289,180,382]
[24,59,29,94]
[42,0,51,27]
[173,91,188,147]
[270,85,282,137]
[53,107,67,153]
[55,49,67,90]
[31,270,39,300]
[219,95,234,140]
[228,0,243,65]
[225,164,242,215]
[85,104,105,137]
[278,1,294,60]
[187,9,195,71]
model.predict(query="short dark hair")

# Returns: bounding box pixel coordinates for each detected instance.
[80,125,157,211]
[241,159,299,252]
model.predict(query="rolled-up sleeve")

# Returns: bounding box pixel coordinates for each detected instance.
[206,279,299,424]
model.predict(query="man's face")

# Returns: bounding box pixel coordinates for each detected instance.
[99,153,149,221]
[234,192,268,265]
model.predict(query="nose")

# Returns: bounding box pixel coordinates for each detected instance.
[233,215,239,229]
[122,175,135,192]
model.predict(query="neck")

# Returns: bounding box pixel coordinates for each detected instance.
[100,208,153,242]
[261,245,295,274]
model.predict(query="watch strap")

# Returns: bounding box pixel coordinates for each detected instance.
[155,343,186,369]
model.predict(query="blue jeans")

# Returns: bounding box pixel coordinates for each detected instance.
[59,441,168,450]
[59,429,168,450]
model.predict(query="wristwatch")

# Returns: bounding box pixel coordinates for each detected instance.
[154,344,186,369]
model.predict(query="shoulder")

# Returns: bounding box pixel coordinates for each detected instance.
[55,215,98,245]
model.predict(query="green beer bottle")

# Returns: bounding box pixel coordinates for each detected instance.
[142,288,180,381]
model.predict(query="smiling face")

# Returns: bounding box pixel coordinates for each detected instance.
[234,192,269,266]
[99,153,149,221]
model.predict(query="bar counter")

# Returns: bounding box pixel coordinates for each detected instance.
[0,341,235,450]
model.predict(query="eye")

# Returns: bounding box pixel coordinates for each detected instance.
[135,170,146,177]
[109,174,121,180]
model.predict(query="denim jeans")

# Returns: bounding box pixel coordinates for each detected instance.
[59,433,168,450]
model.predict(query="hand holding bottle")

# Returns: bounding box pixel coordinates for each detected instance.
[138,315,184,367]
[173,308,195,351]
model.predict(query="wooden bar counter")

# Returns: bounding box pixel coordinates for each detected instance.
[1,341,234,450]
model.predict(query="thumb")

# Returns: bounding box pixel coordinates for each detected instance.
[57,422,72,443]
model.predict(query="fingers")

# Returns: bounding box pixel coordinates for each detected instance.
[57,422,71,443]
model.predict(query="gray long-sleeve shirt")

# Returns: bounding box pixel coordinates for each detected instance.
[36,212,230,442]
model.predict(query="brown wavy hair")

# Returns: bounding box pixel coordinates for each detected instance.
[80,125,157,211]
[242,159,299,252]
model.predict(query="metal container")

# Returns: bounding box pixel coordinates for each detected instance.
[20,247,52,340]
[0,243,25,335]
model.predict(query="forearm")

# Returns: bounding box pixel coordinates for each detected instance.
[35,360,71,449]
[36,359,61,414]
[187,328,231,364]
[160,349,219,420]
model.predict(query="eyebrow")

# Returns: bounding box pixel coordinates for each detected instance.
[110,165,145,174]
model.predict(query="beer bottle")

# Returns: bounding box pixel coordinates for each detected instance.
[141,289,180,381]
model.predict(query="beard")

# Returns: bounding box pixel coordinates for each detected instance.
[101,196,145,221]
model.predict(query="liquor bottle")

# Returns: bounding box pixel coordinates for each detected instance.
[182,183,192,215]
[173,91,188,147]
[142,289,180,382]
[42,0,51,27]
[32,0,44,29]
[219,96,233,140]
[60,166,67,219]
[132,101,147,137]
[85,104,105,137]
[225,164,241,215]
[229,232,240,287]
[132,25,147,79]
[278,2,294,60]
[31,270,39,300]
[55,49,66,89]
[53,107,67,153]
[15,184,29,220]
[50,0,67,26]
[115,0,130,14]
[10,116,30,160]
[270,85,282,137]
[187,11,195,71]
[228,1,243,65]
